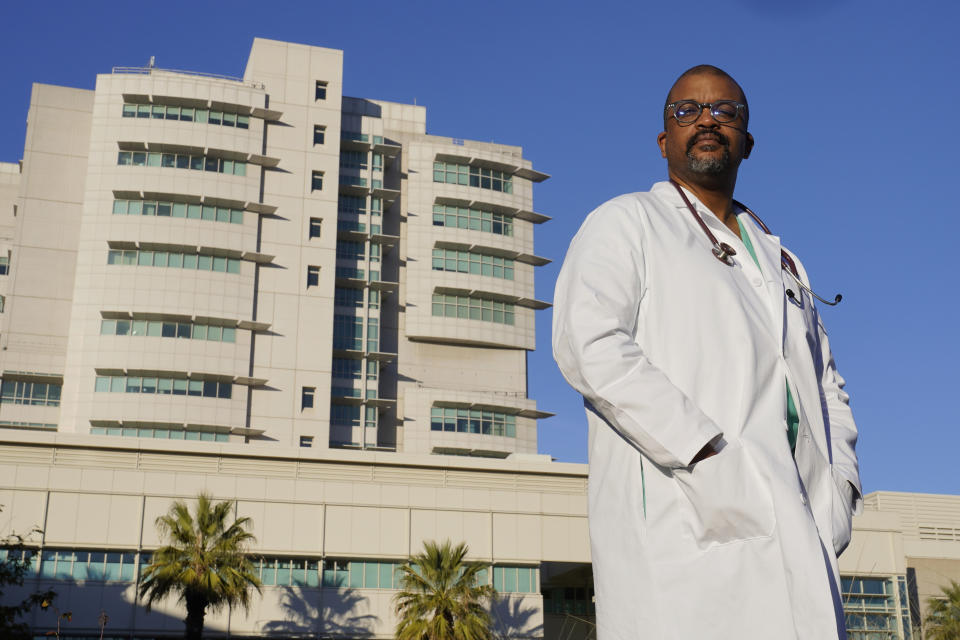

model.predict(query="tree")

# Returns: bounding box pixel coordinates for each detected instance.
[394,540,497,640]
[0,507,56,640]
[925,580,960,640]
[138,493,261,640]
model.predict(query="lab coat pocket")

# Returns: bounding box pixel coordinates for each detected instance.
[830,472,855,556]
[674,443,775,549]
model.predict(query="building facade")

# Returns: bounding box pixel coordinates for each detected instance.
[0,37,957,640]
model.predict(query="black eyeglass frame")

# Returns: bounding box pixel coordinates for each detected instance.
[664,100,748,125]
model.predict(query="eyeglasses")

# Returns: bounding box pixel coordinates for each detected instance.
[665,100,747,124]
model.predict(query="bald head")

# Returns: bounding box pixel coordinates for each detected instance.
[663,65,748,128]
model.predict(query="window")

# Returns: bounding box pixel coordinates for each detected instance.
[299,436,314,448]
[331,403,361,426]
[432,248,514,280]
[340,150,368,170]
[309,218,322,239]
[493,566,538,593]
[433,161,513,193]
[430,406,517,437]
[117,152,247,176]
[334,287,364,308]
[307,266,320,288]
[100,319,235,343]
[432,204,513,236]
[366,318,379,352]
[121,103,249,129]
[336,241,365,261]
[315,81,328,100]
[333,315,364,350]
[321,559,402,589]
[311,171,324,191]
[332,358,362,380]
[113,199,242,224]
[0,380,62,406]
[301,387,315,410]
[338,195,367,215]
[89,425,228,442]
[0,295,4,313]
[313,125,326,145]
[94,375,231,399]
[107,248,241,274]
[431,294,515,325]
[840,575,905,640]
[0,255,8,275]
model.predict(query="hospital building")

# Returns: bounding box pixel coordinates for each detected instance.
[0,37,957,640]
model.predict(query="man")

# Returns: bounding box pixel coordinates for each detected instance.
[552,65,862,639]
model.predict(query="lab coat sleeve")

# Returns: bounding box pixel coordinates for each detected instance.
[552,199,723,469]
[817,312,863,515]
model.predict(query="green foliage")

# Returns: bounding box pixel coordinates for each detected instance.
[925,580,960,640]
[0,508,55,640]
[394,540,496,640]
[138,493,261,640]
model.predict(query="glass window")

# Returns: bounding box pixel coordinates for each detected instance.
[307,266,320,288]
[183,254,198,269]
[110,377,125,392]
[311,171,324,191]
[207,326,222,341]
[188,380,203,396]
[302,387,315,409]
[173,379,188,395]
[197,255,212,270]
[315,80,328,100]
[314,125,326,145]
[309,218,322,238]
[192,324,207,340]
[171,203,186,218]
[122,104,136,118]
[180,107,194,122]
[230,209,243,224]
[236,115,249,129]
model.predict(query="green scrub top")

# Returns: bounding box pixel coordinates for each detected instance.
[737,216,799,453]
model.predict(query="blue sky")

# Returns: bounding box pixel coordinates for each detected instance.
[2,0,956,495]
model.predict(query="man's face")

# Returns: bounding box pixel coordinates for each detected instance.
[657,73,754,182]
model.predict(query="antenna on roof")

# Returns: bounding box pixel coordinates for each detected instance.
[148,56,156,69]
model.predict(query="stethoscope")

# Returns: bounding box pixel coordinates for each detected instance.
[671,180,842,306]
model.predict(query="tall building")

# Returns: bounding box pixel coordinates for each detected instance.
[0,37,551,454]
[1,38,957,640]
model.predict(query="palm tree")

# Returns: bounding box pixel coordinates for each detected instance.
[138,493,261,640]
[925,580,960,640]
[394,540,496,640]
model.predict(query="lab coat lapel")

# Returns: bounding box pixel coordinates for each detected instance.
[742,216,786,352]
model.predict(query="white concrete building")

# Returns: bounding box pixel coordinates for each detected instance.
[0,37,957,640]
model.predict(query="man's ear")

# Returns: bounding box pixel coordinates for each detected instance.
[743,132,755,159]
[657,131,668,158]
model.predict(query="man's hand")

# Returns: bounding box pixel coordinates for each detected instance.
[690,442,719,465]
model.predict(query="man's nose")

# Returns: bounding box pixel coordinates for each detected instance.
[695,107,720,127]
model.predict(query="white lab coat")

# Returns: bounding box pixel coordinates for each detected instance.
[552,182,862,640]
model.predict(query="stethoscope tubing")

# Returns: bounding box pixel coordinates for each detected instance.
[670,180,841,306]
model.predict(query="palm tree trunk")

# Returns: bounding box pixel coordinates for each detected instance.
[184,592,207,640]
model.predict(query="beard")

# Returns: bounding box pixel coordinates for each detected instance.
[686,132,731,175]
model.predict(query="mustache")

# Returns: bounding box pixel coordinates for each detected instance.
[687,131,730,153]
